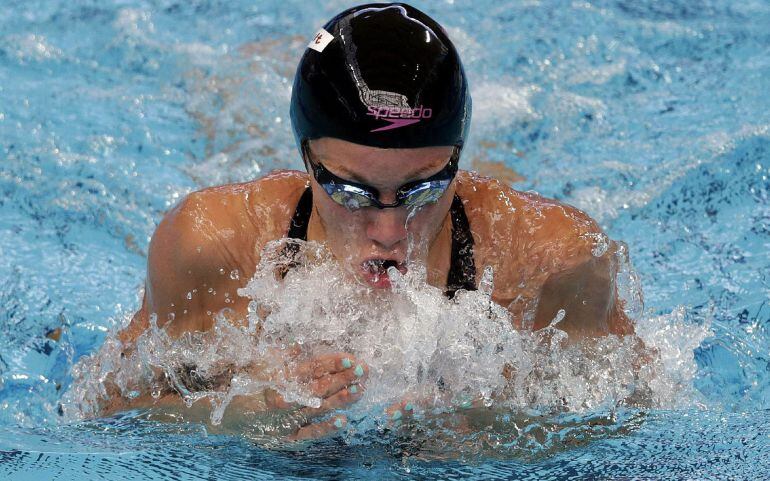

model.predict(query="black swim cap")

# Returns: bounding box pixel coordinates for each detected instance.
[290,3,471,152]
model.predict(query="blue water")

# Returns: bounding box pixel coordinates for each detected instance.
[1,0,769,479]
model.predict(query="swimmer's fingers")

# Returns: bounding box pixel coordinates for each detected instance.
[294,353,361,380]
[264,372,367,413]
[286,415,347,442]
[384,398,417,427]
[299,385,364,419]
[311,362,368,398]
[282,386,362,442]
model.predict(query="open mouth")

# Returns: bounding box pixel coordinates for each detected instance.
[360,258,407,288]
[363,258,401,274]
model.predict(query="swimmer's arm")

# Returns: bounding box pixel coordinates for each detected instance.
[106,191,252,413]
[532,244,634,338]
[99,388,269,428]
[98,386,335,440]
[108,392,346,441]
[119,190,248,347]
[98,352,365,441]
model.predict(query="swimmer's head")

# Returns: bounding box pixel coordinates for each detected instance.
[290,2,471,151]
[304,137,456,289]
[289,3,470,288]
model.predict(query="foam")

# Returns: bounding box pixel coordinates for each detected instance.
[63,239,710,434]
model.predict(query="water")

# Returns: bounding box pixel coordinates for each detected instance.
[1,0,769,479]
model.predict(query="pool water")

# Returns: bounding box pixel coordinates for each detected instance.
[1,0,769,479]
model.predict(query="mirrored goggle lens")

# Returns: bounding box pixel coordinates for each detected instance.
[324,183,377,210]
[401,180,451,207]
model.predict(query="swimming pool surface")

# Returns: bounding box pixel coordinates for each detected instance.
[1,0,769,479]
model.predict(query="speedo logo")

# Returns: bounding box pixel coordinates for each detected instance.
[367,105,433,132]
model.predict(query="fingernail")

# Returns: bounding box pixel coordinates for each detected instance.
[334,418,344,429]
[391,410,402,421]
[404,403,413,412]
[349,385,358,394]
[354,365,364,377]
[342,358,352,369]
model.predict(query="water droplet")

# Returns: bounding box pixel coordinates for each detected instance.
[587,232,609,257]
[479,265,495,295]
[549,309,566,327]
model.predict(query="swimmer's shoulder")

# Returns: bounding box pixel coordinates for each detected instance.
[151,170,309,276]
[456,170,603,268]
[456,171,624,334]
[170,169,309,239]
[138,170,309,335]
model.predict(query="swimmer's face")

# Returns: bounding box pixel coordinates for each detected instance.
[306,138,456,289]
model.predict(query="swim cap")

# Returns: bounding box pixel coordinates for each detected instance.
[290,3,471,152]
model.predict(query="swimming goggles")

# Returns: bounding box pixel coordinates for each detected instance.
[302,142,459,211]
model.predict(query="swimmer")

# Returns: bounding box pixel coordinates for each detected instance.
[107,3,635,439]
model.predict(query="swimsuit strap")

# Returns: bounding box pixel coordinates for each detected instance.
[445,194,477,298]
[287,186,313,241]
[284,188,477,296]
[278,186,313,278]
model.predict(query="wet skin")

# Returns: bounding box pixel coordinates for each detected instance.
[113,137,634,439]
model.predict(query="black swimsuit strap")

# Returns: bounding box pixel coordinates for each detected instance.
[277,186,313,278]
[287,186,313,241]
[284,188,476,296]
[445,194,477,297]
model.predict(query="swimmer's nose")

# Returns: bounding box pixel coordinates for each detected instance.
[366,208,408,250]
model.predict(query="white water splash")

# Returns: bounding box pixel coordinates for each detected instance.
[63,239,711,428]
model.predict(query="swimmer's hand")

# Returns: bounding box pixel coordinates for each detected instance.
[261,353,367,411]
[258,352,369,441]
